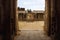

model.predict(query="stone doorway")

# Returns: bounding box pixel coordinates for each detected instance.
[14,0,52,40]
[0,0,58,40]
[17,0,45,31]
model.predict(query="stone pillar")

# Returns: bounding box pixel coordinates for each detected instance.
[54,0,60,40]
[0,0,4,40]
[50,0,57,38]
[10,0,18,37]
[0,0,17,40]
[44,0,51,35]
[2,0,12,40]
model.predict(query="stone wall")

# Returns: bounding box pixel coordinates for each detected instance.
[18,13,44,21]
[0,0,17,40]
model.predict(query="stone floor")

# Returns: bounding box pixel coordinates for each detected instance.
[18,21,44,30]
[15,30,51,40]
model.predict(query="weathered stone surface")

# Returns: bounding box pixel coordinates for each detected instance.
[15,30,51,40]
[18,21,44,30]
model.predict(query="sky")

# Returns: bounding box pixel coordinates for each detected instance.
[17,0,45,11]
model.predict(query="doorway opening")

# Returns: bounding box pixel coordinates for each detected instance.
[17,0,45,31]
[15,0,51,40]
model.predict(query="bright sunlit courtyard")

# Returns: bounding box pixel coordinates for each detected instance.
[18,21,44,30]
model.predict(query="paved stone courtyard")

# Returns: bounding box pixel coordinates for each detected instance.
[18,21,44,30]
[15,30,51,40]
[15,21,51,40]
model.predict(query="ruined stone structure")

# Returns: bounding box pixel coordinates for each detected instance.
[18,9,44,21]
[0,0,60,40]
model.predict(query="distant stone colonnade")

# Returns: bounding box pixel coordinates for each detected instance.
[18,13,44,21]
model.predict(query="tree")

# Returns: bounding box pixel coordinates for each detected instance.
[18,7,21,11]
[27,9,32,13]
